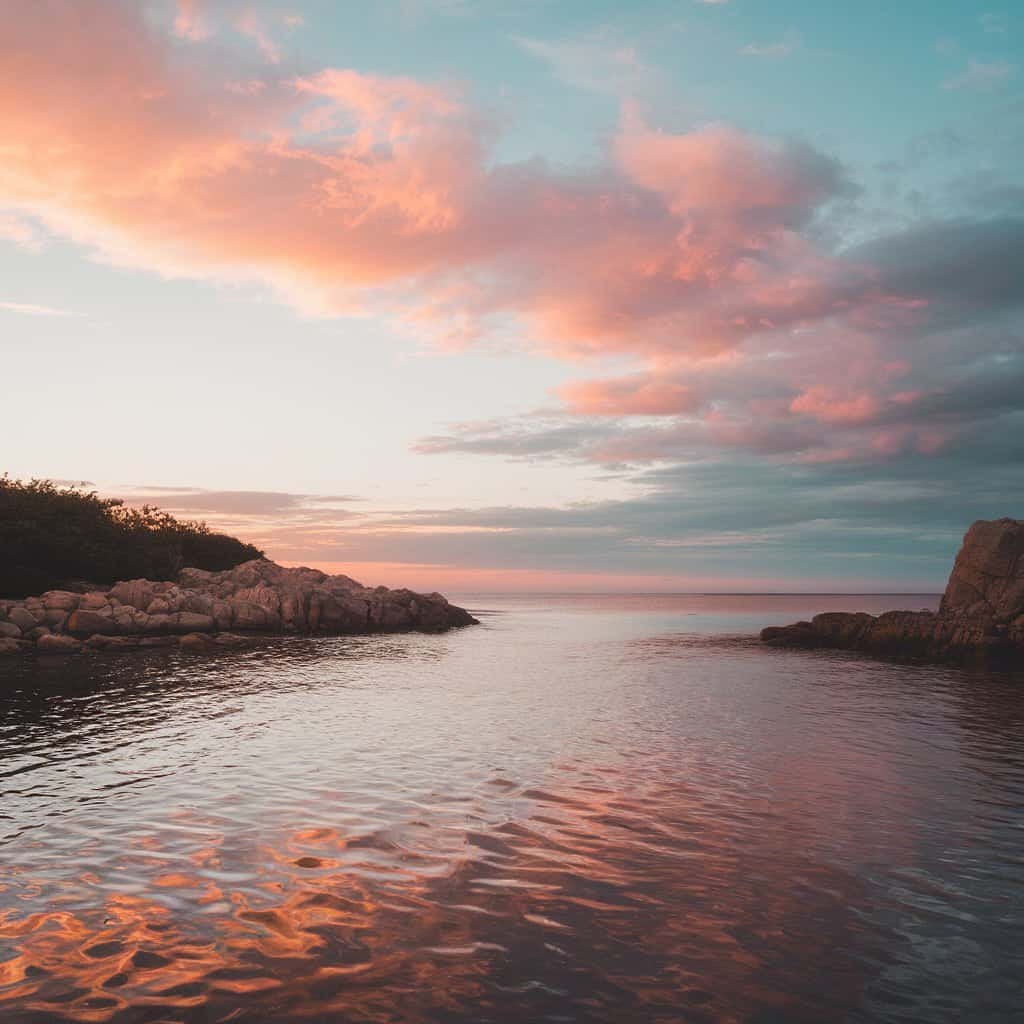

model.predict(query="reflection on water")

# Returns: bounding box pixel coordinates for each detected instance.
[1,594,1022,1022]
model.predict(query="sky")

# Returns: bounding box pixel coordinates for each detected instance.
[1,0,1022,592]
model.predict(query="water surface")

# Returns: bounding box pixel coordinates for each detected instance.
[1,594,1022,1022]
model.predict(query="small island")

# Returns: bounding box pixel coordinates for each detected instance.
[0,477,476,656]
[762,518,1024,666]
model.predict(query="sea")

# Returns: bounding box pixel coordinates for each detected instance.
[1,593,1022,1023]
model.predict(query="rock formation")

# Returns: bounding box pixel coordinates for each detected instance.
[0,559,477,656]
[761,518,1024,666]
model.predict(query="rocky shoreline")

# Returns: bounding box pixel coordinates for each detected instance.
[0,558,477,656]
[761,518,1024,667]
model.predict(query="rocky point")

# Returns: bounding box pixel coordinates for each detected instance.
[0,558,477,656]
[761,518,1024,666]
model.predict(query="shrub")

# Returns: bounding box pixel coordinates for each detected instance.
[0,476,264,597]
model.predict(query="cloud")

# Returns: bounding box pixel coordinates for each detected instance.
[0,1,863,364]
[943,59,1016,91]
[3,1,1024,587]
[0,212,45,249]
[980,12,1008,35]
[0,300,81,317]
[515,31,666,100]
[739,33,800,58]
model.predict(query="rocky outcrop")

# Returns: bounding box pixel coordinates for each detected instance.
[761,518,1024,666]
[0,558,477,656]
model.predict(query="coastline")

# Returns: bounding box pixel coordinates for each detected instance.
[0,558,477,657]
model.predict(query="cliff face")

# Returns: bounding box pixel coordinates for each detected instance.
[0,558,477,655]
[761,518,1024,666]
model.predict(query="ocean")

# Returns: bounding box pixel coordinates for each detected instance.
[1,593,1022,1023]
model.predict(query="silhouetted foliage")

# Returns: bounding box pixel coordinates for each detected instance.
[0,476,264,597]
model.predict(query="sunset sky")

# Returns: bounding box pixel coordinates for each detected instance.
[2,0,1022,591]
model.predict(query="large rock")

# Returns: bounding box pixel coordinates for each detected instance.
[940,518,1024,622]
[66,609,120,637]
[7,606,38,632]
[761,518,1024,666]
[37,633,82,654]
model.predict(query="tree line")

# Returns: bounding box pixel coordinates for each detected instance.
[0,476,264,598]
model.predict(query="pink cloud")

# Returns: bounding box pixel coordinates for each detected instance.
[560,375,698,416]
[789,387,882,425]
[0,1,864,342]
[2,1,965,472]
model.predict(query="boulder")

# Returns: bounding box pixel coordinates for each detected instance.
[41,590,81,612]
[107,579,157,611]
[172,612,216,634]
[66,609,119,637]
[37,633,82,654]
[8,606,38,632]
[940,518,1024,622]
[0,638,24,656]
[179,632,218,651]
[0,621,22,639]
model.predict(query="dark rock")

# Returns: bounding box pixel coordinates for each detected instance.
[761,517,1024,666]
[37,634,82,654]
[67,609,119,637]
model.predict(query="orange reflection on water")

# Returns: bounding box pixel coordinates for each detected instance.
[0,767,887,1024]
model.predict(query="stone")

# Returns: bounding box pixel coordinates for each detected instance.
[172,612,215,634]
[107,579,157,611]
[41,590,81,612]
[0,621,22,639]
[940,518,1024,622]
[37,633,82,654]
[179,632,218,651]
[27,626,51,640]
[79,592,110,611]
[44,609,69,629]
[66,609,120,637]
[0,638,24,655]
[8,606,37,632]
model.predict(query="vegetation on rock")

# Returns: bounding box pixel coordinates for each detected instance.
[0,476,264,598]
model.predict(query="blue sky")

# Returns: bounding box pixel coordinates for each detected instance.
[1,0,1021,590]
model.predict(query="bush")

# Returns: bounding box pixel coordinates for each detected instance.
[0,476,264,598]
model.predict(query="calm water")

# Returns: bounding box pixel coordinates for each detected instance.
[1,594,1022,1023]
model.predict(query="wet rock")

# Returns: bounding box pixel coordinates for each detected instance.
[37,633,82,654]
[179,632,218,651]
